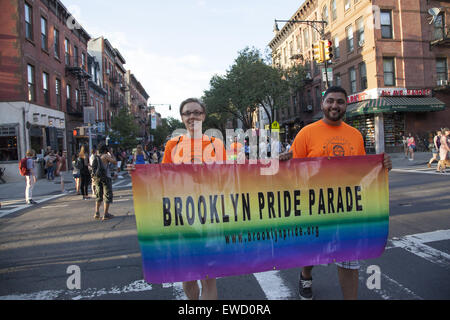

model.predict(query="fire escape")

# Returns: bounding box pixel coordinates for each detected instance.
[66,56,91,118]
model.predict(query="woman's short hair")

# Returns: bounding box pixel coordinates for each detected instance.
[179,98,206,115]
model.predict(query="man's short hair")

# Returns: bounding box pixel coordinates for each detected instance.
[179,98,206,115]
[98,143,108,154]
[323,86,348,101]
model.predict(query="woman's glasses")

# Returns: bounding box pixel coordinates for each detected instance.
[181,111,204,117]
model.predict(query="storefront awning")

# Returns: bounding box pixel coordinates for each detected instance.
[346,97,446,118]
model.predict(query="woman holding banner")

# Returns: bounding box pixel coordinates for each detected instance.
[164,98,226,300]
[129,98,226,300]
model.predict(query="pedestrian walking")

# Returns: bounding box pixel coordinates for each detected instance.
[401,134,408,158]
[92,143,117,221]
[407,133,416,161]
[44,151,56,180]
[24,149,37,205]
[78,145,91,200]
[437,128,450,173]
[72,154,81,195]
[280,86,392,300]
[58,151,68,193]
[89,146,97,197]
[428,130,442,168]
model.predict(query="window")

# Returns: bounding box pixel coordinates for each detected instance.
[436,58,448,81]
[56,78,62,109]
[349,67,356,93]
[322,6,329,24]
[27,64,35,101]
[303,28,310,49]
[0,126,19,162]
[81,52,86,69]
[42,72,49,105]
[64,38,70,65]
[40,17,48,50]
[346,25,354,52]
[344,0,351,11]
[334,35,340,59]
[381,11,393,39]
[76,89,80,107]
[335,73,341,87]
[383,58,395,86]
[359,62,367,90]
[24,3,33,40]
[54,28,60,59]
[331,0,337,21]
[357,17,365,47]
[74,46,79,67]
[433,13,445,41]
[66,84,71,108]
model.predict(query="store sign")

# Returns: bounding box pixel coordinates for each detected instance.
[347,88,432,104]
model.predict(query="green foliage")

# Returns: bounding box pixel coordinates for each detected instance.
[202,47,307,131]
[149,117,184,148]
[109,107,140,150]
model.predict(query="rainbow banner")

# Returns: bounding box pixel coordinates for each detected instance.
[131,155,389,284]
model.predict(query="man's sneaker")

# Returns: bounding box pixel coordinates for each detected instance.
[27,200,38,205]
[299,274,313,300]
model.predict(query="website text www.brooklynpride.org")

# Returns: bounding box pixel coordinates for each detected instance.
[225,225,320,245]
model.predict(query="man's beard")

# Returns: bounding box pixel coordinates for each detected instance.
[324,108,346,122]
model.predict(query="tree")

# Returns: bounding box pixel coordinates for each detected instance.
[109,107,140,150]
[202,47,307,132]
[149,117,184,148]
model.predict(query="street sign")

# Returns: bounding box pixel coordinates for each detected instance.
[271,121,280,131]
[322,68,333,83]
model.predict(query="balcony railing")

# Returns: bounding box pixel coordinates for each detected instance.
[66,101,83,117]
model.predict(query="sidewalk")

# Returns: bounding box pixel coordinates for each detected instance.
[0,171,129,203]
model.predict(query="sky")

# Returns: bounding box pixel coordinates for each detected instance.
[62,0,304,120]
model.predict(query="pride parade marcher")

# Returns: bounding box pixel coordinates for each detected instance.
[129,98,226,299]
[280,86,392,300]
[162,98,226,300]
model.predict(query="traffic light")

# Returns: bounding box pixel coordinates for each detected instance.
[312,41,324,63]
[324,40,333,61]
[73,128,79,137]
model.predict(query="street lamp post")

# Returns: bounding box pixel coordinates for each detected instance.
[274,19,331,89]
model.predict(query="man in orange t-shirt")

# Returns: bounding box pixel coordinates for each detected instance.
[283,86,392,300]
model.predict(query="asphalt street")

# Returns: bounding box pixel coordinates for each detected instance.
[0,157,449,300]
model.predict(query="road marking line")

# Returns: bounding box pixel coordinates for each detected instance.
[358,271,423,300]
[392,169,450,175]
[389,230,450,270]
[0,280,153,300]
[253,270,292,300]
[0,194,67,218]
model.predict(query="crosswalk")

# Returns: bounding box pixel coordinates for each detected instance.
[1,229,448,300]
[392,167,450,175]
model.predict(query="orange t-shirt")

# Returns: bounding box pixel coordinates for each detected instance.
[290,120,366,158]
[162,135,227,164]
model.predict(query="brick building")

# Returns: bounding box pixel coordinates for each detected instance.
[125,71,150,143]
[269,0,449,153]
[0,0,91,179]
